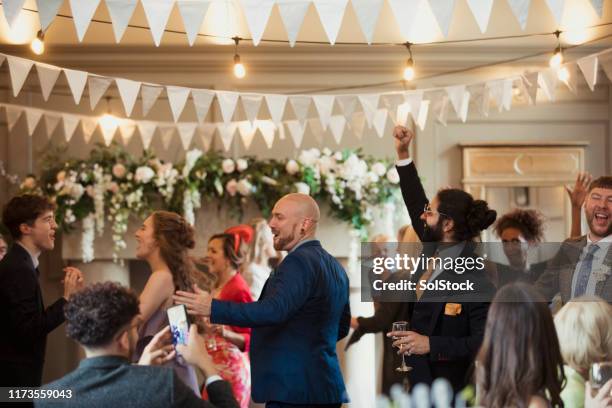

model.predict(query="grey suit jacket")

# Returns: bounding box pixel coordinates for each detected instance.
[36,356,238,408]
[535,236,612,304]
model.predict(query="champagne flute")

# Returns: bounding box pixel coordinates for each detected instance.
[392,321,412,373]
[589,362,612,395]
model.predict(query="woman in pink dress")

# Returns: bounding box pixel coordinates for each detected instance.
[201,232,253,408]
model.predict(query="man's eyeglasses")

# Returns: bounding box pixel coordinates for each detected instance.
[423,203,451,219]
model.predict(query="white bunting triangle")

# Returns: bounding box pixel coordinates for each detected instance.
[105,0,139,42]
[137,121,158,149]
[588,0,604,18]
[459,91,470,122]
[99,120,118,146]
[62,115,81,142]
[159,125,176,150]
[25,108,43,135]
[538,68,559,101]
[358,94,380,128]
[69,0,101,41]
[286,120,307,147]
[216,122,238,151]
[313,95,335,130]
[4,105,23,131]
[36,63,61,102]
[44,114,62,137]
[256,120,276,148]
[313,0,348,45]
[64,68,88,104]
[446,84,467,117]
[119,123,137,145]
[198,123,215,151]
[373,109,388,138]
[239,0,274,46]
[329,115,346,144]
[435,95,449,126]
[7,56,34,97]
[36,0,63,32]
[238,121,257,149]
[349,113,366,139]
[116,78,141,116]
[81,118,98,144]
[289,96,312,124]
[404,91,423,121]
[241,94,263,123]
[507,0,531,30]
[277,0,310,47]
[88,75,113,110]
[395,102,411,126]
[177,122,197,150]
[429,0,456,37]
[141,84,164,116]
[191,89,215,123]
[141,0,176,46]
[544,0,566,25]
[416,100,430,130]
[487,80,505,112]
[265,94,288,124]
[2,0,26,28]
[351,0,383,44]
[388,0,423,39]
[177,0,210,46]
[561,64,578,94]
[466,0,494,33]
[166,86,191,122]
[337,95,358,119]
[521,72,539,104]
[577,55,598,91]
[216,91,240,123]
[476,84,490,117]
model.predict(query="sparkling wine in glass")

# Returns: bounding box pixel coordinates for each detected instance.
[589,362,612,395]
[392,321,412,373]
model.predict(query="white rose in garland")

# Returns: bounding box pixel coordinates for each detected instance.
[236,158,248,172]
[294,182,310,195]
[237,179,253,196]
[371,162,387,177]
[222,159,236,174]
[135,166,155,184]
[386,167,400,184]
[285,160,299,175]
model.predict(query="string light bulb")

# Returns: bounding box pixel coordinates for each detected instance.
[30,30,45,55]
[549,31,563,68]
[232,37,246,79]
[99,97,119,133]
[403,42,415,81]
[558,66,570,82]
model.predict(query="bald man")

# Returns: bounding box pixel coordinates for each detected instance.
[174,194,351,407]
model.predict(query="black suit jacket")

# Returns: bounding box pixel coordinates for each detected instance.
[396,161,493,393]
[0,243,66,386]
[37,356,239,408]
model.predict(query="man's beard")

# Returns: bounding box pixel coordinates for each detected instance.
[422,219,444,242]
[274,230,296,251]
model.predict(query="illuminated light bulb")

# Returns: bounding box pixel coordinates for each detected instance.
[558,66,570,83]
[403,58,415,81]
[549,46,563,68]
[99,113,119,132]
[30,30,44,55]
[233,54,246,79]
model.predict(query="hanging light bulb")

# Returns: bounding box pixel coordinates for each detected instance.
[549,31,563,68]
[558,66,570,83]
[99,97,119,134]
[30,30,45,55]
[232,36,246,79]
[403,42,415,81]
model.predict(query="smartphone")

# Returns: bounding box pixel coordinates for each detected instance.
[167,304,191,346]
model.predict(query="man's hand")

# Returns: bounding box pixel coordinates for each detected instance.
[138,326,176,366]
[173,284,212,317]
[62,267,85,300]
[393,125,415,160]
[585,380,612,408]
[176,324,218,378]
[387,330,430,355]
[566,172,592,208]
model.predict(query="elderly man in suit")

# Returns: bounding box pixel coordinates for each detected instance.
[387,125,497,393]
[174,193,351,408]
[535,176,612,303]
[0,194,83,387]
[38,282,238,408]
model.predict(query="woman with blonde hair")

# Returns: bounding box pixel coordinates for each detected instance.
[241,218,276,300]
[554,296,612,408]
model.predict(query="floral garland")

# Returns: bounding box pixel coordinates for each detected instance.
[19,144,401,262]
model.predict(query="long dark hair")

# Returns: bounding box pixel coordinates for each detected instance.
[437,189,497,241]
[477,283,565,408]
[151,211,212,292]
[209,233,244,271]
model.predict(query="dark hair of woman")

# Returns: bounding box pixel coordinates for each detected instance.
[494,208,545,243]
[476,282,566,408]
[437,189,497,241]
[209,233,244,271]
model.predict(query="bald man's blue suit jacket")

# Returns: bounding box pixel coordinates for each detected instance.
[211,240,351,405]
